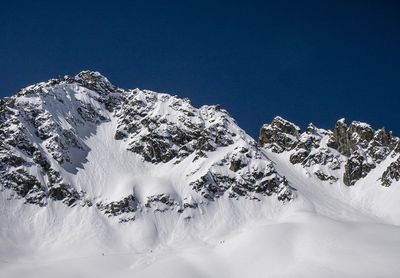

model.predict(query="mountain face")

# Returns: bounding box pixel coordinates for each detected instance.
[1,70,400,223]
[0,71,292,220]
[2,71,400,278]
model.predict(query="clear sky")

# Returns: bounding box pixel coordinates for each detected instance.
[1,1,399,137]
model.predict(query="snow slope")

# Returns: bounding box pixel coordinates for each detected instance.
[2,196,400,278]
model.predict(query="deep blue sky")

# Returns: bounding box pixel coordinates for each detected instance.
[1,1,399,137]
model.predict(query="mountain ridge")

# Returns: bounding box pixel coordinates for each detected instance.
[2,71,399,216]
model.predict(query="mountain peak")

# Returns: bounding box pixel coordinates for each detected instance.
[258,116,301,153]
[271,116,301,131]
[73,70,117,95]
[75,70,111,85]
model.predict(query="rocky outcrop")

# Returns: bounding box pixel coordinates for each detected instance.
[381,157,400,186]
[259,117,399,187]
[328,119,397,186]
[1,169,45,205]
[190,144,293,202]
[343,151,375,186]
[314,170,339,183]
[259,116,300,153]
[97,195,138,217]
[327,120,395,161]
[369,128,397,162]
[114,91,235,163]
[326,119,352,156]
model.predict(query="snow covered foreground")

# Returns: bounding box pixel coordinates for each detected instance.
[1,198,400,278]
[1,71,400,277]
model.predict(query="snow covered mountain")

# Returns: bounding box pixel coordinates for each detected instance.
[1,71,400,278]
[0,71,292,214]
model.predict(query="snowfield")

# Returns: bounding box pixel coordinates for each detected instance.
[1,196,400,278]
[1,72,400,277]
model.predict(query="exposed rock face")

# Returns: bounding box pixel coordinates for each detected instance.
[114,91,235,163]
[343,151,375,186]
[97,195,138,217]
[328,120,396,185]
[327,120,395,161]
[369,128,397,162]
[381,158,400,187]
[259,116,300,153]
[314,170,338,183]
[327,119,352,156]
[190,144,293,202]
[395,141,400,154]
[259,117,399,187]
[328,120,374,156]
[0,71,293,222]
